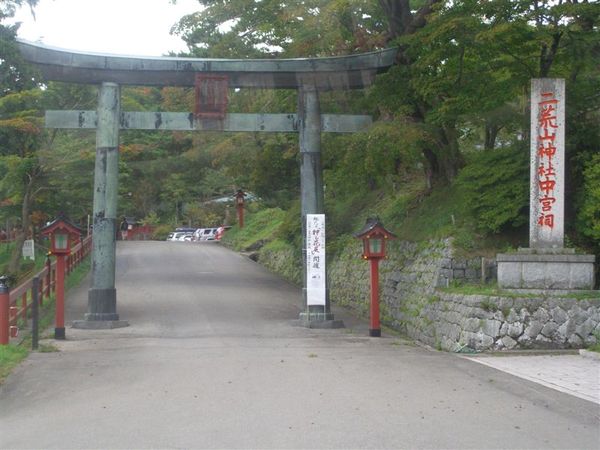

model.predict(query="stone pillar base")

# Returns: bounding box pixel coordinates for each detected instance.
[74,287,128,328]
[296,311,344,329]
[497,249,595,290]
[87,287,117,315]
[72,319,129,329]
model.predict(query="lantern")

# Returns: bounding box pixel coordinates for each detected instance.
[355,217,396,260]
[53,231,69,253]
[40,214,82,340]
[354,217,396,337]
[235,189,245,206]
[40,215,81,256]
[234,189,246,228]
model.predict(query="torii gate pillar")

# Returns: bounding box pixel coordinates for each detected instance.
[298,86,341,327]
[74,82,128,329]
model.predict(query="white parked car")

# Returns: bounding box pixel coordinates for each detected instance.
[198,228,218,241]
[167,232,187,241]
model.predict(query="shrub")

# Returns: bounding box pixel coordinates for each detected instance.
[151,224,172,240]
[576,154,600,244]
[457,145,529,233]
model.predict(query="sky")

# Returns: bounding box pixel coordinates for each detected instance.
[10,0,201,56]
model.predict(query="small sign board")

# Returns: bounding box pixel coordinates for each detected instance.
[306,214,326,306]
[22,239,35,260]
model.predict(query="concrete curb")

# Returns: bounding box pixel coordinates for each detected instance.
[579,349,600,361]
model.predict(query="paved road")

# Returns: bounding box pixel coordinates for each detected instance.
[464,353,600,405]
[1,242,598,449]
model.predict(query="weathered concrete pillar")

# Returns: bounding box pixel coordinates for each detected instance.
[297,85,342,328]
[75,82,127,328]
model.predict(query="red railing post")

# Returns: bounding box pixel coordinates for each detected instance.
[0,276,9,345]
[54,254,66,339]
[45,255,52,297]
[21,291,27,321]
[39,275,44,306]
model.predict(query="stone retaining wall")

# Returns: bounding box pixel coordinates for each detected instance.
[327,238,599,351]
[257,236,599,351]
[402,292,600,352]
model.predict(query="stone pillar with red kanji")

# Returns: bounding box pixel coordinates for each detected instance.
[497,78,595,291]
[530,78,565,249]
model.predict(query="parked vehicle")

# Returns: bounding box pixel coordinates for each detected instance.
[214,226,231,241]
[175,227,198,233]
[193,228,218,241]
[203,228,218,241]
[167,231,187,241]
[192,228,204,241]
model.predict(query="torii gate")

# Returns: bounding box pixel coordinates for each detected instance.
[18,40,395,329]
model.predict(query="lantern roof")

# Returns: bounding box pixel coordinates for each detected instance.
[354,217,397,240]
[234,189,246,198]
[40,213,82,237]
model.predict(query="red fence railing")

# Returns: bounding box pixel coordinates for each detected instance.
[0,235,92,344]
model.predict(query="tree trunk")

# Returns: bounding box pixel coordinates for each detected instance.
[484,122,501,150]
[379,0,462,186]
[539,32,562,77]
[7,185,32,277]
[437,124,464,182]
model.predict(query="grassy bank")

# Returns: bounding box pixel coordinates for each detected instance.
[221,207,286,251]
[0,256,91,385]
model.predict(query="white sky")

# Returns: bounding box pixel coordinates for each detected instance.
[10,0,201,56]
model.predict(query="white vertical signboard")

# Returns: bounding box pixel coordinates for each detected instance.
[530,78,565,249]
[22,239,35,260]
[306,214,326,306]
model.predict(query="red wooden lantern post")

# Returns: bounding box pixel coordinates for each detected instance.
[355,217,396,337]
[40,215,82,340]
[0,276,9,345]
[234,189,246,229]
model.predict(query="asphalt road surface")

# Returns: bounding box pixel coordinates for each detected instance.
[1,241,598,449]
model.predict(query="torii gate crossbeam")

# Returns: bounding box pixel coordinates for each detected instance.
[18,40,395,329]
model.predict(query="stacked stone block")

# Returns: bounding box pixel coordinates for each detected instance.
[410,293,600,352]
[326,238,598,351]
[260,236,598,352]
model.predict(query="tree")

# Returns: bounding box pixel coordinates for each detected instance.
[372,0,599,189]
[172,0,388,58]
[1,1,39,94]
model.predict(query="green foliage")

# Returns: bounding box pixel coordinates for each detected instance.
[0,251,90,384]
[588,331,600,353]
[392,182,461,241]
[324,120,424,195]
[151,224,172,241]
[0,23,40,95]
[576,154,600,243]
[276,200,302,249]
[141,211,160,227]
[0,0,37,20]
[0,0,597,261]
[248,135,299,207]
[172,0,386,58]
[457,146,529,233]
[222,207,286,251]
[0,344,27,384]
[479,299,498,313]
